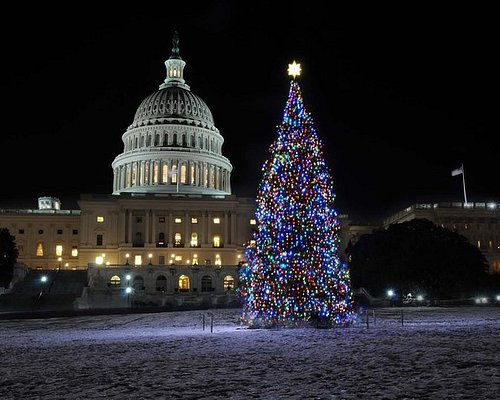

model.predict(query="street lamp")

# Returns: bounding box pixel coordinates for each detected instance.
[148,253,153,265]
[125,274,132,308]
[57,257,62,271]
[125,253,130,265]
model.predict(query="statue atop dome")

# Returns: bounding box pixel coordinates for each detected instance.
[170,30,181,60]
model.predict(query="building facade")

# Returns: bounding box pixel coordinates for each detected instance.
[383,202,500,274]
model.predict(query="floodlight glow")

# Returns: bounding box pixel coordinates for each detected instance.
[126,274,131,280]
[125,287,132,294]
[416,295,424,301]
[41,276,48,283]
[387,289,394,297]
[496,295,500,301]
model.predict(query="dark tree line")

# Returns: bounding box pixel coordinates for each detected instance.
[345,218,492,300]
[0,228,18,287]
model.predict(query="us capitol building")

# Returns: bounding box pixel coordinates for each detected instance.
[1,34,499,309]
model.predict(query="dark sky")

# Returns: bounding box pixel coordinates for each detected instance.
[1,3,497,220]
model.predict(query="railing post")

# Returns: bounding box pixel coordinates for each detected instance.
[365,309,369,329]
[373,309,376,325]
[201,314,205,331]
[401,309,404,326]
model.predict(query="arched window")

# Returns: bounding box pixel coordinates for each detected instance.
[201,276,212,292]
[36,242,44,256]
[158,232,166,247]
[153,161,159,184]
[190,233,198,247]
[174,233,182,247]
[133,275,145,291]
[180,163,187,184]
[190,135,195,147]
[182,134,187,146]
[223,275,235,291]
[172,133,178,146]
[171,164,178,184]
[178,275,190,291]
[162,163,168,183]
[134,232,142,246]
[156,275,167,292]
[110,275,121,286]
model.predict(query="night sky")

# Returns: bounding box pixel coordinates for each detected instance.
[1,3,497,220]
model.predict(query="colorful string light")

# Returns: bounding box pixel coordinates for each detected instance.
[239,79,355,328]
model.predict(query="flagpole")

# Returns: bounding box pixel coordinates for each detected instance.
[461,164,468,205]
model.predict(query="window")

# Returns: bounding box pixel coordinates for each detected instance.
[97,216,104,223]
[178,275,190,290]
[156,275,167,291]
[136,217,143,223]
[190,233,198,247]
[180,164,187,184]
[56,229,62,235]
[201,276,212,292]
[191,217,198,224]
[110,275,121,286]
[192,255,198,265]
[174,233,182,247]
[250,219,257,225]
[213,235,221,248]
[72,229,78,235]
[18,229,24,234]
[157,232,166,247]
[224,275,235,291]
[133,276,145,291]
[162,163,168,183]
[159,217,165,223]
[175,255,182,262]
[174,217,182,223]
[159,255,165,265]
[71,246,78,257]
[96,234,103,246]
[38,229,44,235]
[134,255,142,266]
[215,254,221,266]
[171,164,178,184]
[55,245,63,256]
[36,242,44,256]
[213,217,220,224]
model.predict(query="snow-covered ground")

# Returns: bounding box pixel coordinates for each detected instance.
[0,307,499,399]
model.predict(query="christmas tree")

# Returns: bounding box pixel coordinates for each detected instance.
[239,62,354,328]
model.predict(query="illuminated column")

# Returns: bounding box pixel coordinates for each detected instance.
[201,211,207,244]
[184,212,189,247]
[207,211,212,246]
[230,211,236,245]
[151,209,156,245]
[168,212,173,246]
[120,209,126,243]
[145,209,150,244]
[128,210,133,244]
[224,211,229,245]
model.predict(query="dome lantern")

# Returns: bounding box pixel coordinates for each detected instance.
[160,31,189,90]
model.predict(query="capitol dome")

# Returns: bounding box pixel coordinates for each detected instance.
[130,87,215,129]
[111,32,232,197]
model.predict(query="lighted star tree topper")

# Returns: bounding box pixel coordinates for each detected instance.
[239,62,355,328]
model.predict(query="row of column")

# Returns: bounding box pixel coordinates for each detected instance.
[121,209,237,246]
[114,160,230,192]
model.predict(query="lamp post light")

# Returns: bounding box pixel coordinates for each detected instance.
[125,274,132,308]
[387,289,395,307]
[125,253,130,265]
[148,253,153,265]
[57,257,62,271]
